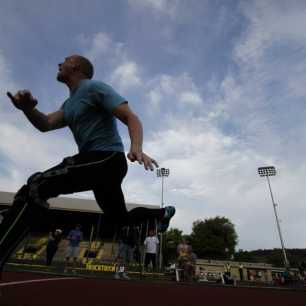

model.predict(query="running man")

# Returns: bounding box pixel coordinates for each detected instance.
[0,54,175,273]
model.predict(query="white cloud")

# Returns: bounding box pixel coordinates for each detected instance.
[0,51,19,112]
[179,91,202,106]
[0,51,11,85]
[128,0,179,18]
[235,1,306,98]
[0,120,75,189]
[203,2,306,158]
[83,32,113,59]
[111,61,142,91]
[145,73,204,113]
[238,0,306,57]
[80,32,124,63]
[80,32,142,92]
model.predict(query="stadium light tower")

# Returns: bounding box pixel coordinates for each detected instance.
[156,167,170,271]
[157,168,170,209]
[258,166,290,268]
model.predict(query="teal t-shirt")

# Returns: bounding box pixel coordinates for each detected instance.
[61,79,125,153]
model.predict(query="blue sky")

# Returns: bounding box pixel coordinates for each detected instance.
[1,0,306,251]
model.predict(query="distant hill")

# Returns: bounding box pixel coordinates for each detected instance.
[235,248,306,267]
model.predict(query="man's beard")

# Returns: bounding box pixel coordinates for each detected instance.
[56,72,65,82]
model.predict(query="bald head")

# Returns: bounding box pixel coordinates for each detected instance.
[72,55,94,79]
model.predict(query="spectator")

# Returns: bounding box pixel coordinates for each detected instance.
[144,229,159,272]
[299,261,306,279]
[282,269,289,285]
[198,267,207,282]
[124,226,138,264]
[239,263,244,280]
[223,271,235,285]
[65,224,83,270]
[177,239,192,259]
[46,228,62,266]
[224,263,231,277]
[114,255,130,280]
[177,239,195,282]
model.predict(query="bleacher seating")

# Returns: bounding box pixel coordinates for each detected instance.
[13,234,121,264]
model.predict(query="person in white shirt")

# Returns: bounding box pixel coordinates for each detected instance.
[144,229,159,272]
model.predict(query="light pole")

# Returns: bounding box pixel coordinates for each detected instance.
[258,166,290,268]
[157,167,170,271]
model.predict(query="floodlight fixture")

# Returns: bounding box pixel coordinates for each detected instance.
[157,168,170,177]
[258,166,276,177]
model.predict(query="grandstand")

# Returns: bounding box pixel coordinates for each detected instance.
[0,190,159,270]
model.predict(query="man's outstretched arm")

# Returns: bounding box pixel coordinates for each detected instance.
[23,108,66,132]
[112,102,159,171]
[7,90,67,132]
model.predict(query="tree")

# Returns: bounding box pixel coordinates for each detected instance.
[235,249,258,263]
[189,217,238,260]
[235,248,306,267]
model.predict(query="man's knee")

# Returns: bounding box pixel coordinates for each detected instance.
[27,172,49,210]
[14,185,29,203]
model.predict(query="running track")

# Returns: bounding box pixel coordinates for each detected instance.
[1,272,305,306]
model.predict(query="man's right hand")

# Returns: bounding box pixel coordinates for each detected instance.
[7,90,38,112]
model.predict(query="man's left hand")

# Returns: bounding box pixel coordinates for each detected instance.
[127,150,159,171]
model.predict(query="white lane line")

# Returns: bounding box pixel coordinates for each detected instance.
[0,277,79,287]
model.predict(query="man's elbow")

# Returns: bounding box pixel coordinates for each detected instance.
[39,125,51,132]
[127,113,141,126]
[43,118,61,132]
